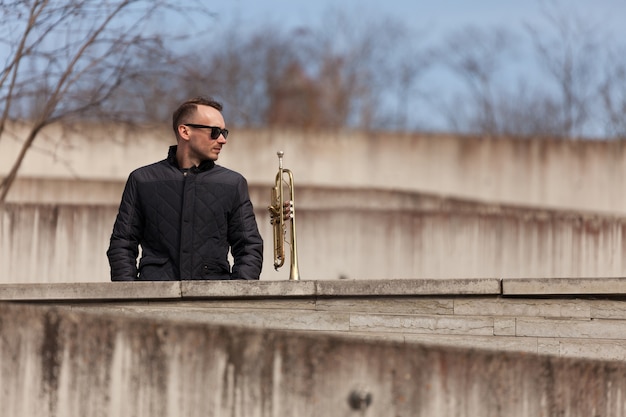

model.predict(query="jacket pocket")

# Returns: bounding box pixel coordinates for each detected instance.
[138,256,176,280]
[200,257,230,277]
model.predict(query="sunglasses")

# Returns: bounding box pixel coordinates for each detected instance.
[184,123,229,139]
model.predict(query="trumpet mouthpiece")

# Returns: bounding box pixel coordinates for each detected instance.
[277,151,284,168]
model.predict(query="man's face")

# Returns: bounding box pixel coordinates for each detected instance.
[184,105,227,162]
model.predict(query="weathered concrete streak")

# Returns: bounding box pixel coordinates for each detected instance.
[3,302,626,417]
[3,202,626,283]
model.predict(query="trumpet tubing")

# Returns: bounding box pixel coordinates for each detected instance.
[268,151,300,281]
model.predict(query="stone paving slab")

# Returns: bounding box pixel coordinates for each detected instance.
[494,317,516,336]
[69,304,351,332]
[0,282,181,300]
[589,300,626,320]
[453,298,591,319]
[355,330,626,361]
[174,299,318,310]
[403,334,540,354]
[315,297,454,315]
[349,313,495,336]
[537,338,561,356]
[181,280,316,298]
[503,277,626,295]
[516,317,626,339]
[316,278,501,296]
[557,338,626,361]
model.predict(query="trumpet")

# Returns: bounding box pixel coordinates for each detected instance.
[268,151,300,281]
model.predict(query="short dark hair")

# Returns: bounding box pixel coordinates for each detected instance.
[172,97,223,134]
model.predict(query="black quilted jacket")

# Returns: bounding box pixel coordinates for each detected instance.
[107,146,263,281]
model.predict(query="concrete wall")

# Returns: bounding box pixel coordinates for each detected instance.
[2,293,626,417]
[6,123,626,416]
[3,121,626,214]
[4,278,626,361]
[2,192,626,283]
[4,121,626,282]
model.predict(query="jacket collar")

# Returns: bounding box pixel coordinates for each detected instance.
[167,145,215,172]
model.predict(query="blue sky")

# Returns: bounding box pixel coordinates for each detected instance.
[203,0,626,38]
[160,0,626,134]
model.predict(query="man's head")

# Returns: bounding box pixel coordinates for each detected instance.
[172,97,224,136]
[173,97,228,166]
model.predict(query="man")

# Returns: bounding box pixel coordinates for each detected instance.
[107,97,263,280]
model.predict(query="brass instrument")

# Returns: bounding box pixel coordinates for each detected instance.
[268,151,300,281]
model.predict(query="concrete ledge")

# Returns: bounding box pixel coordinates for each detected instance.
[182,280,317,298]
[6,277,626,301]
[0,281,181,300]
[4,277,626,302]
[503,277,626,295]
[0,278,502,301]
[315,278,501,296]
[4,278,626,362]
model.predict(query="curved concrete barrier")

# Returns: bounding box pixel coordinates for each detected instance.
[1,300,626,417]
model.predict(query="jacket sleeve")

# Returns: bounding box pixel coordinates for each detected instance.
[107,173,143,281]
[228,178,263,280]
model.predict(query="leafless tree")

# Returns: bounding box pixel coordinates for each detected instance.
[434,2,624,140]
[0,0,212,202]
[492,82,564,138]
[301,10,431,131]
[525,3,607,139]
[599,45,626,139]
[438,26,519,136]
[169,10,431,132]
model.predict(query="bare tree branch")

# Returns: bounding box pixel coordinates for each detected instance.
[439,26,519,136]
[0,0,213,202]
[525,3,607,138]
